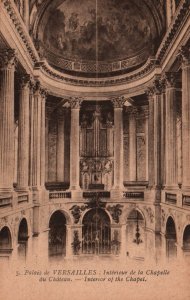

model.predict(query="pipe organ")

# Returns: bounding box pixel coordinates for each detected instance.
[80,103,114,190]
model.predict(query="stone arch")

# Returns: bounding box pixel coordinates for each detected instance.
[81,208,111,255]
[0,226,12,253]
[121,206,147,227]
[49,208,72,226]
[17,218,29,261]
[126,209,146,260]
[48,210,67,258]
[80,208,113,225]
[165,216,177,260]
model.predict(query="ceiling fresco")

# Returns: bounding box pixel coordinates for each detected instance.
[43,0,155,62]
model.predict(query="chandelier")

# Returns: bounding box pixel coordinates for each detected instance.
[133,211,143,245]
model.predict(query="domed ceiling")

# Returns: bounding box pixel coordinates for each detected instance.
[35,0,165,75]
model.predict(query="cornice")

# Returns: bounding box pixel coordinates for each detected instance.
[1,0,39,66]
[156,0,190,64]
[1,0,190,90]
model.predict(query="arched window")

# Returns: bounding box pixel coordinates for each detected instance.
[82,208,111,255]
[165,217,177,260]
[49,211,67,258]
[18,219,28,261]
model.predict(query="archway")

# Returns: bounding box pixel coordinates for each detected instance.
[183,225,190,261]
[18,219,28,261]
[165,217,177,260]
[0,227,12,264]
[48,211,66,258]
[126,210,145,260]
[82,208,111,255]
[0,226,12,252]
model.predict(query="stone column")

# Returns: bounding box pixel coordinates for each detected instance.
[146,89,155,188]
[17,74,30,191]
[111,97,126,190]
[69,98,83,192]
[146,79,162,191]
[0,49,17,192]
[160,81,166,187]
[153,80,162,189]
[40,90,47,188]
[164,72,178,188]
[144,107,149,181]
[56,109,65,182]
[128,107,137,182]
[31,81,47,191]
[180,46,190,188]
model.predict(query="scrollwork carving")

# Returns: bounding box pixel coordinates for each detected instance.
[69,205,86,224]
[107,204,123,223]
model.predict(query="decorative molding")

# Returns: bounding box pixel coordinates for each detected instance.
[107,204,123,223]
[2,0,190,88]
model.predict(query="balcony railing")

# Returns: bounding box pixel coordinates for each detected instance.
[165,193,177,205]
[18,194,29,204]
[123,192,144,200]
[0,195,12,207]
[49,192,71,199]
[183,195,190,206]
[83,192,110,198]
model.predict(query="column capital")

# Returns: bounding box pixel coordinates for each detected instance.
[179,45,190,66]
[0,49,17,70]
[20,74,31,89]
[164,72,177,88]
[127,106,138,118]
[33,80,48,98]
[146,78,162,98]
[70,97,83,109]
[111,96,126,108]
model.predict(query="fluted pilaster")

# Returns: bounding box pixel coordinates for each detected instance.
[146,78,162,189]
[164,72,178,187]
[128,106,137,181]
[180,46,190,188]
[57,109,65,182]
[111,96,126,189]
[0,49,17,191]
[17,74,31,190]
[70,97,83,190]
